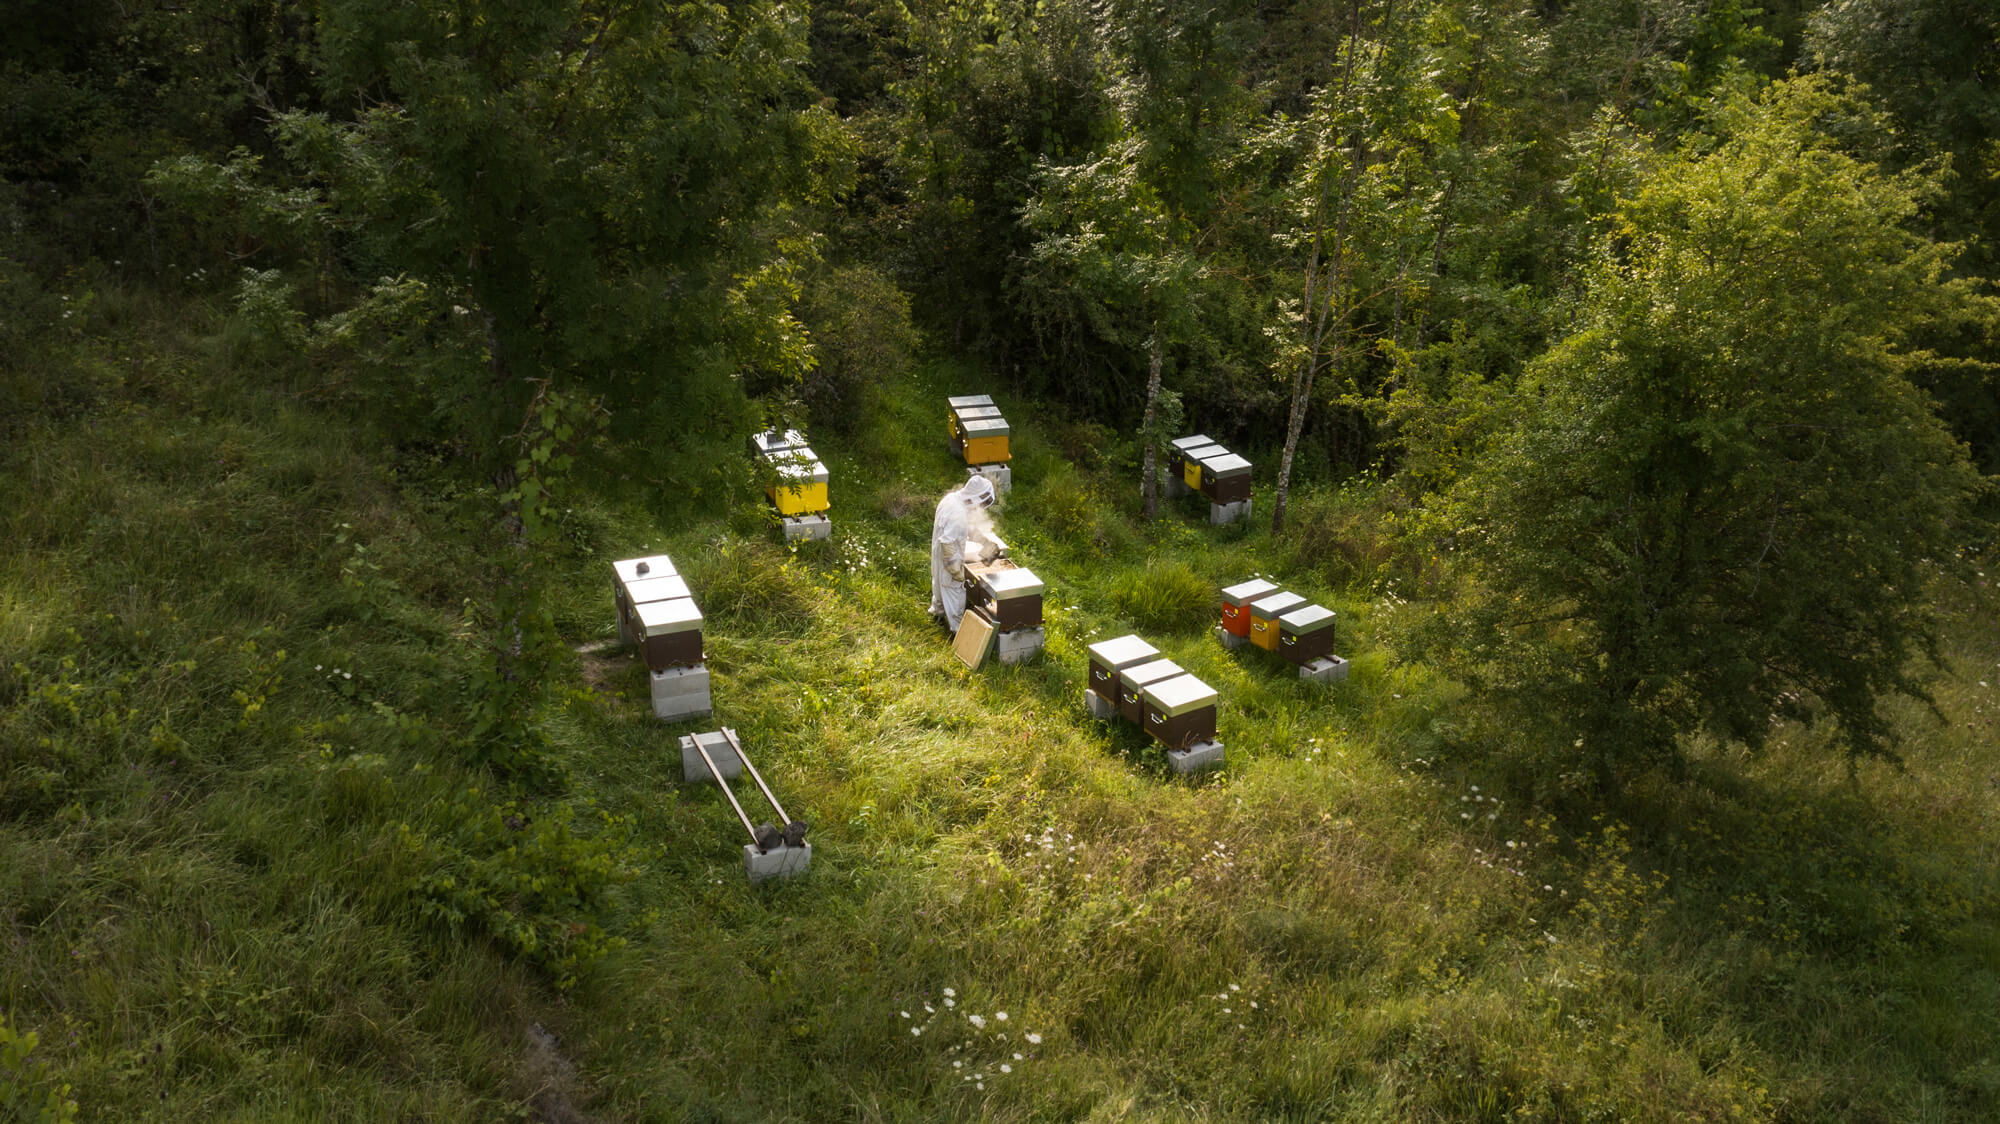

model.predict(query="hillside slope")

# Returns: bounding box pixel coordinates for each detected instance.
[3,294,1999,1121]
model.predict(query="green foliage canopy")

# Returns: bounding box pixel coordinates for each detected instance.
[1429,77,1990,784]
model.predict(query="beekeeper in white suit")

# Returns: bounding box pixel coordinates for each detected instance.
[929,475,998,632]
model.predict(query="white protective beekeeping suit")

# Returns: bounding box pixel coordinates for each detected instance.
[929,475,997,631]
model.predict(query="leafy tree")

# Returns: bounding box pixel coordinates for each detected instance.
[1021,0,1254,518]
[1806,0,2000,170]
[0,0,319,271]
[1265,0,1464,531]
[152,0,843,767]
[1428,77,1990,787]
[795,263,922,434]
[1543,0,1701,115]
[891,0,1111,365]
[1806,0,2000,472]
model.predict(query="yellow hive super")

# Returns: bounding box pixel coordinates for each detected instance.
[766,463,829,516]
[1248,591,1304,651]
[962,435,1009,465]
[767,481,828,516]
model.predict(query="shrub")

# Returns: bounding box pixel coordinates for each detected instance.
[1055,419,1120,470]
[797,265,921,435]
[1032,466,1109,550]
[1275,484,1395,590]
[396,789,637,990]
[1110,560,1212,634]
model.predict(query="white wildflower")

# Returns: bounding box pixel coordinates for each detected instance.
[1025,1033,1042,1045]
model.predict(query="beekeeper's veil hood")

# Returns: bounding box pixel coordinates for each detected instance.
[962,475,996,508]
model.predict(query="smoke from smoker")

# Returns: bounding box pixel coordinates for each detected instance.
[966,500,997,562]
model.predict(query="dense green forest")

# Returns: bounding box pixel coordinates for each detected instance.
[4,0,1998,1119]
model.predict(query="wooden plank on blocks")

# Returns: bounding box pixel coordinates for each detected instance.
[952,608,997,670]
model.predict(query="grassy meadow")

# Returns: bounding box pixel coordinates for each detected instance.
[3,289,1999,1121]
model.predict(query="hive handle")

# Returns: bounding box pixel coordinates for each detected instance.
[691,737,759,847]
[721,727,794,829]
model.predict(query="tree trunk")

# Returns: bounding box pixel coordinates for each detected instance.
[1139,328,1164,521]
[1271,151,1360,533]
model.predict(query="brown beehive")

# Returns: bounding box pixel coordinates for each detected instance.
[972,563,1044,631]
[635,596,704,672]
[1087,634,1161,702]
[1277,604,1337,665]
[1118,658,1184,725]
[612,555,677,624]
[1141,673,1219,749]
[1199,452,1252,504]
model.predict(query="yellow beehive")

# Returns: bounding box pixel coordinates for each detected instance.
[1182,443,1225,491]
[961,416,1012,465]
[766,459,830,516]
[1248,590,1305,651]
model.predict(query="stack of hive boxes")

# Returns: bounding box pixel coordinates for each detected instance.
[959,558,1046,665]
[613,554,713,720]
[1167,434,1253,524]
[947,394,1013,497]
[1217,578,1347,683]
[752,428,831,541]
[1084,634,1224,773]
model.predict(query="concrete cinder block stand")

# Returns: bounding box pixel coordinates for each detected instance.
[1083,689,1119,720]
[1167,739,1226,774]
[744,841,812,883]
[651,664,713,721]
[783,512,832,541]
[1215,626,1248,651]
[995,626,1044,664]
[679,729,742,783]
[1210,498,1252,525]
[1300,655,1350,684]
